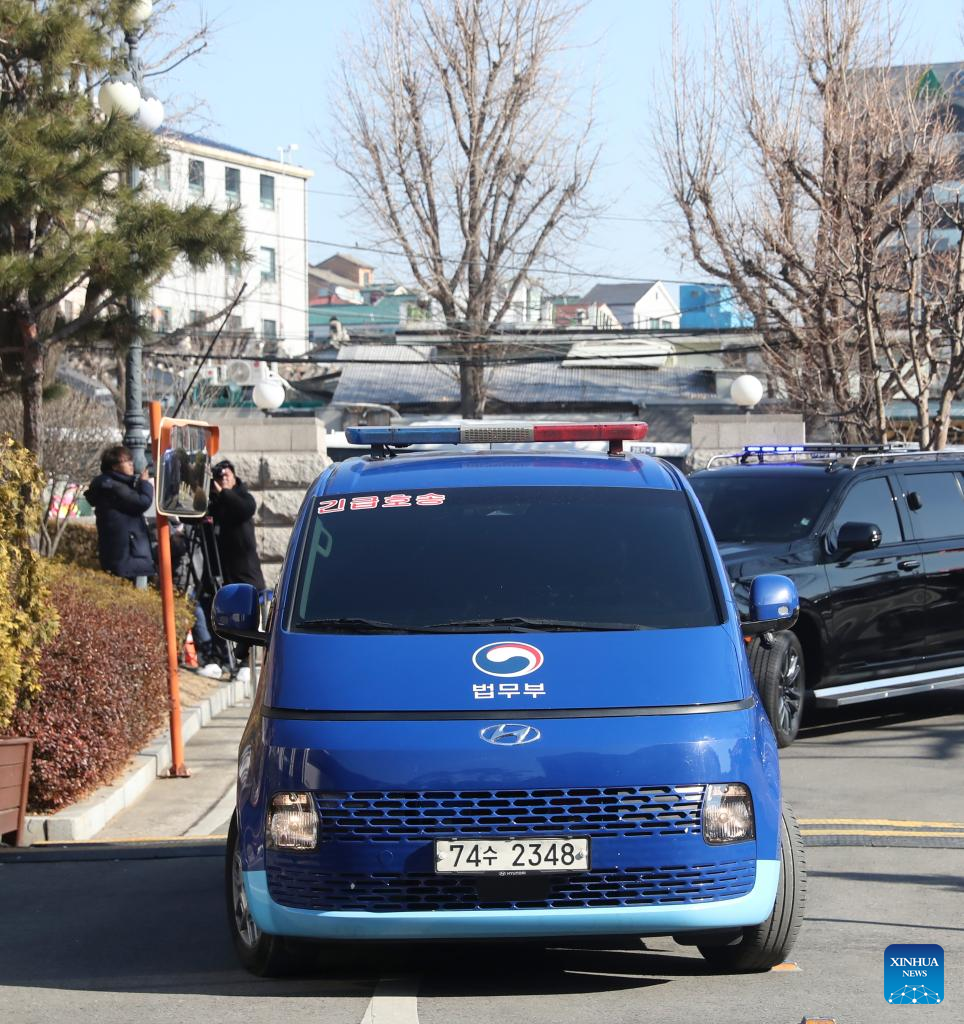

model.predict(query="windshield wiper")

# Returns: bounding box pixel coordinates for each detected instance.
[420,617,644,632]
[294,617,433,634]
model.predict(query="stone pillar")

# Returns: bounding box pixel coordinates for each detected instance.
[690,414,805,472]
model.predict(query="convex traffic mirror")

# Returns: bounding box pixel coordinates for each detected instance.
[155,418,220,519]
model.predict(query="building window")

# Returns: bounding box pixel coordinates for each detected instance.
[189,309,206,326]
[188,159,204,195]
[227,314,242,333]
[649,318,660,329]
[661,319,672,328]
[262,319,277,339]
[155,158,171,191]
[259,246,276,282]
[260,174,275,209]
[226,256,241,277]
[224,166,240,202]
[154,307,172,332]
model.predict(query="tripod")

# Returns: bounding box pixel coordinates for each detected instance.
[174,519,238,676]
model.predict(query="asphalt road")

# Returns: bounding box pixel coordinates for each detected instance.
[1,691,962,1024]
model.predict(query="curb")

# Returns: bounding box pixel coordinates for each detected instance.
[23,676,251,844]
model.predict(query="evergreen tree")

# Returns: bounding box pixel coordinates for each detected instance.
[0,0,246,462]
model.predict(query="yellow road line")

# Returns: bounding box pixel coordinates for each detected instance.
[800,818,964,829]
[801,829,964,838]
[31,834,227,845]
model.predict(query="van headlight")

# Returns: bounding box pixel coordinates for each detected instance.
[267,792,318,850]
[702,783,755,844]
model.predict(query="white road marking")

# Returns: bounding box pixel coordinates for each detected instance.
[185,781,237,836]
[360,976,421,1024]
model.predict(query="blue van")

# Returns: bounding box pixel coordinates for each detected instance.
[213,423,806,975]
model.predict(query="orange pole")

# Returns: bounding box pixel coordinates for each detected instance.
[150,400,190,777]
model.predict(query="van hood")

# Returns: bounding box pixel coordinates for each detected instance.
[266,627,748,712]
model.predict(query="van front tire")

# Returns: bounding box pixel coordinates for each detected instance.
[696,804,807,972]
[226,816,317,977]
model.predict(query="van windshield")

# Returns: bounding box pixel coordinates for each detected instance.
[290,486,721,633]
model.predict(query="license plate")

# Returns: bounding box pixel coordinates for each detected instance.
[434,837,590,874]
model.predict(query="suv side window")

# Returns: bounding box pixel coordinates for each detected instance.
[902,471,964,540]
[832,477,903,545]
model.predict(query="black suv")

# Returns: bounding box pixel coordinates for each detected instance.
[690,443,964,746]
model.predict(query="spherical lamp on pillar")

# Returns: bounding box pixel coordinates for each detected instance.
[129,0,154,24]
[730,374,764,412]
[252,377,286,413]
[137,95,165,130]
[98,77,141,117]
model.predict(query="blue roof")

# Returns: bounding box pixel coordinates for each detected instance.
[318,451,680,497]
[162,130,270,162]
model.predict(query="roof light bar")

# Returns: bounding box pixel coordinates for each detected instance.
[343,426,461,446]
[743,442,918,455]
[344,422,649,449]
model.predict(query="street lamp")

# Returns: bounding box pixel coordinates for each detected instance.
[252,375,287,413]
[97,0,164,473]
[730,374,764,412]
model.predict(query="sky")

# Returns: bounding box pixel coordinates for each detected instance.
[162,0,962,298]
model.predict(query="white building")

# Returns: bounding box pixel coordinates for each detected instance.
[580,281,681,330]
[147,132,312,356]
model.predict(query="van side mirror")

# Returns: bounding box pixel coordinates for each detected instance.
[742,574,799,636]
[836,521,881,555]
[212,584,267,646]
[155,420,220,519]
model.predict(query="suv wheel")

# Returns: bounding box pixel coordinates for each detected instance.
[750,632,805,747]
[226,816,317,977]
[697,803,807,972]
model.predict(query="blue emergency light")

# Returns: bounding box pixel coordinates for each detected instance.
[744,445,806,454]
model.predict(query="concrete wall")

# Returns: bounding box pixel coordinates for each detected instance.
[689,413,805,471]
[215,417,331,587]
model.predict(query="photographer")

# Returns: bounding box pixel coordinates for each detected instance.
[209,459,265,682]
[85,445,155,587]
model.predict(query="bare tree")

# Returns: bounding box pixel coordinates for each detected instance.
[0,389,117,556]
[655,0,956,443]
[330,0,598,417]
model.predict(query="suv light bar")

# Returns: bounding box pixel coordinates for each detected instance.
[744,442,918,456]
[344,422,649,455]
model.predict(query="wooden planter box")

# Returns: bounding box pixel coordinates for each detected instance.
[0,738,34,847]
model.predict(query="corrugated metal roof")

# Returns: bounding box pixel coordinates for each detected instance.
[331,344,717,408]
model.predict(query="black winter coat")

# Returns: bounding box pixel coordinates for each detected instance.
[84,471,155,580]
[209,480,266,589]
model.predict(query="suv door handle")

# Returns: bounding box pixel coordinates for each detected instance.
[897,559,920,571]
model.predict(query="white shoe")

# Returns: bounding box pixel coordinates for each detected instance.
[236,666,251,684]
[197,663,222,679]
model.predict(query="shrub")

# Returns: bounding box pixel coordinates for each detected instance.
[1,561,193,813]
[55,520,100,570]
[0,436,58,728]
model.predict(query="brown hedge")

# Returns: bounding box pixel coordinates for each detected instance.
[1,561,192,813]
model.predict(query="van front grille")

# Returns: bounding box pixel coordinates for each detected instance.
[315,785,705,842]
[266,857,757,912]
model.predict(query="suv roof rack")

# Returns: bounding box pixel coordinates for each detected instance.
[705,442,923,470]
